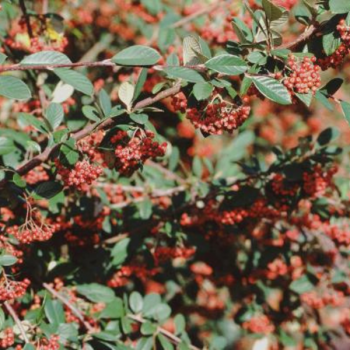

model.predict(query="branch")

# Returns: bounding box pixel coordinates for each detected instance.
[281,25,318,50]
[127,314,201,350]
[43,283,94,332]
[18,0,33,38]
[4,301,30,343]
[0,82,182,189]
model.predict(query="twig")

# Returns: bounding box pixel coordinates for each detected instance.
[43,283,94,332]
[0,82,182,189]
[145,159,186,185]
[4,301,30,343]
[109,185,186,210]
[127,314,201,350]
[19,0,33,38]
[281,25,318,50]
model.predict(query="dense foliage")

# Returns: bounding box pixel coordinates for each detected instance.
[1,0,350,349]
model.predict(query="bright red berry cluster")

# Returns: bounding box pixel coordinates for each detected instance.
[242,315,275,334]
[153,246,196,265]
[187,101,251,135]
[56,159,103,192]
[318,20,350,69]
[108,130,167,176]
[283,55,321,95]
[0,328,14,349]
[0,278,30,301]
[303,164,337,198]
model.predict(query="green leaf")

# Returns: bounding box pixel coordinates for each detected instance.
[46,103,64,130]
[111,238,130,267]
[60,139,79,166]
[112,45,161,66]
[183,35,206,66]
[54,69,94,96]
[23,344,35,350]
[0,137,15,156]
[320,78,343,96]
[205,54,247,75]
[0,308,5,331]
[12,173,26,188]
[0,53,7,65]
[153,303,171,322]
[129,292,143,313]
[119,82,135,111]
[289,275,315,294]
[141,322,157,335]
[317,127,339,146]
[0,255,17,266]
[174,314,185,335]
[136,337,153,350]
[0,76,31,100]
[252,76,292,105]
[322,31,341,56]
[158,334,174,350]
[315,91,333,111]
[193,82,213,101]
[262,0,283,21]
[21,51,71,65]
[18,113,49,133]
[33,181,63,199]
[45,298,65,325]
[99,298,124,319]
[329,0,350,14]
[82,106,101,122]
[341,100,350,126]
[130,113,148,125]
[142,294,161,316]
[163,67,206,83]
[138,198,152,220]
[77,283,115,303]
[134,68,148,101]
[99,89,112,117]
[295,92,313,107]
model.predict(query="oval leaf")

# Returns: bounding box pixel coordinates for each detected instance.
[112,45,161,66]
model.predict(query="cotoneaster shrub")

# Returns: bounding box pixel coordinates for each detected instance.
[1,0,350,349]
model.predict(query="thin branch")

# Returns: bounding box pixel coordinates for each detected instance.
[0,59,115,73]
[19,0,33,38]
[0,82,182,189]
[127,314,201,350]
[281,25,318,50]
[4,301,30,343]
[43,283,94,332]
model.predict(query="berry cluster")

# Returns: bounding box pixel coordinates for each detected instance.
[187,101,251,135]
[0,328,14,349]
[108,264,158,288]
[153,246,196,265]
[108,130,167,176]
[338,19,350,45]
[24,166,49,185]
[242,315,275,334]
[171,93,187,113]
[301,290,345,309]
[326,224,350,246]
[8,222,59,244]
[0,278,30,301]
[318,20,350,69]
[283,55,321,95]
[271,173,299,197]
[56,159,103,192]
[38,335,60,350]
[303,164,337,198]
[273,0,298,9]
